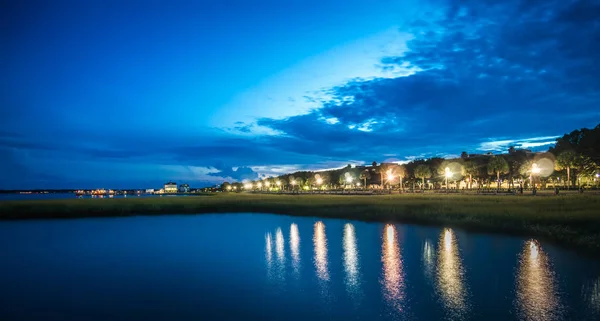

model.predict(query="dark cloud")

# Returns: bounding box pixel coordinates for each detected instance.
[254,0,600,160]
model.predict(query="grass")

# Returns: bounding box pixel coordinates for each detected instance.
[1,193,600,253]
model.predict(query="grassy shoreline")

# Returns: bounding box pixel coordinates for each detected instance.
[1,193,599,253]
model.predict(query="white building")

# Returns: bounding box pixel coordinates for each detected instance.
[164,182,177,193]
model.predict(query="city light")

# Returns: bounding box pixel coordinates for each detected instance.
[264,181,270,187]
[317,177,323,185]
[257,182,263,188]
[386,170,395,182]
[346,176,354,183]
[276,180,281,186]
[444,167,452,178]
[244,183,252,189]
[532,163,541,174]
[291,180,297,186]
[227,185,232,191]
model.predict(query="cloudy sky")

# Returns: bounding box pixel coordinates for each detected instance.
[1,0,599,189]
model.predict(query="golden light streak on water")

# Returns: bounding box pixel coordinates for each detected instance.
[343,223,360,295]
[515,240,561,321]
[381,224,405,312]
[275,228,285,264]
[314,221,329,281]
[436,228,467,318]
[290,223,300,273]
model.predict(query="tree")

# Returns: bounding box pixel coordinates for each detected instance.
[377,163,391,188]
[414,164,431,191]
[359,170,371,189]
[460,151,469,159]
[555,151,578,188]
[288,176,297,191]
[395,164,407,191]
[222,182,231,191]
[463,160,479,189]
[487,155,509,192]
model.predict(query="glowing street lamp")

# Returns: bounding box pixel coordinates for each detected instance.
[444,167,452,192]
[316,177,323,185]
[257,182,263,190]
[530,163,540,187]
[227,185,232,191]
[346,176,354,184]
[264,181,270,188]
[244,183,252,190]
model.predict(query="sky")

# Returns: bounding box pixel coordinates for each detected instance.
[1,0,599,189]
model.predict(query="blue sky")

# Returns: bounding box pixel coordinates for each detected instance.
[1,0,599,189]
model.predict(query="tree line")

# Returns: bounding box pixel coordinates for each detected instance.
[222,124,600,192]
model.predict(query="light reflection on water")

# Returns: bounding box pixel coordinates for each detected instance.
[258,221,599,320]
[343,223,361,301]
[290,223,301,275]
[381,224,405,313]
[423,239,435,282]
[314,221,329,282]
[275,228,285,264]
[515,240,561,321]
[436,228,468,319]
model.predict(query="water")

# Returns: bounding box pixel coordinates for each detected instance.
[0,193,198,201]
[0,214,598,321]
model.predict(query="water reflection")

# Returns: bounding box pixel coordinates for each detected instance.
[290,223,300,275]
[381,224,405,312]
[314,221,329,281]
[275,228,285,264]
[265,232,273,277]
[436,228,468,319]
[423,239,435,281]
[584,277,600,316]
[343,223,361,300]
[515,240,561,321]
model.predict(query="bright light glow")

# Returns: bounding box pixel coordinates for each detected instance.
[387,170,395,182]
[257,182,263,188]
[276,180,282,186]
[532,163,541,174]
[244,183,252,189]
[317,177,323,185]
[226,185,232,190]
[291,180,297,185]
[356,183,361,187]
[346,176,354,183]
[445,167,452,178]
[264,181,271,187]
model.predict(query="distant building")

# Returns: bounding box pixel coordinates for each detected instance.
[179,184,190,193]
[164,182,177,193]
[145,189,155,194]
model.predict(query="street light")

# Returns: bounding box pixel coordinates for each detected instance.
[530,163,540,187]
[445,167,452,193]
[316,177,323,185]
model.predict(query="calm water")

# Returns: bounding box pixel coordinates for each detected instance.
[0,193,196,201]
[0,214,599,321]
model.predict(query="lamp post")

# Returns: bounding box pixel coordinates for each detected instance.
[386,171,395,190]
[444,167,452,193]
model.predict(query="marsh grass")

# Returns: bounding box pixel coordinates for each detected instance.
[1,193,599,253]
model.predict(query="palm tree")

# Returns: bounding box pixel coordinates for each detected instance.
[396,164,407,191]
[359,170,371,189]
[555,151,578,189]
[414,164,431,191]
[377,163,391,189]
[463,160,479,189]
[487,155,509,192]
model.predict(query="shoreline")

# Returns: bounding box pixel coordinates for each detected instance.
[1,193,599,254]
